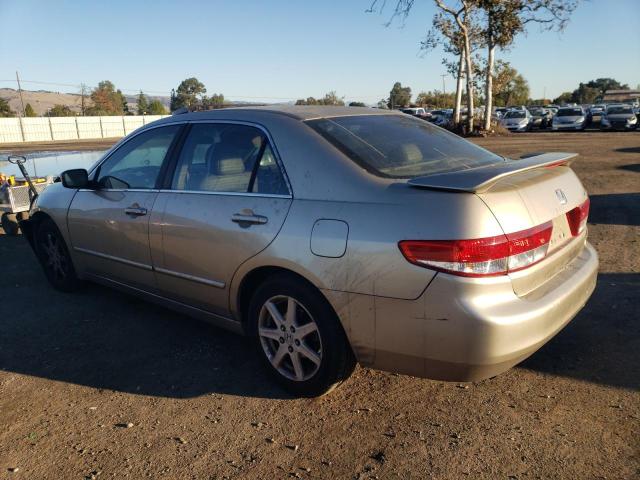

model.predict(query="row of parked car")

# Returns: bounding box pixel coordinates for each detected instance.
[498,104,639,132]
[400,104,639,132]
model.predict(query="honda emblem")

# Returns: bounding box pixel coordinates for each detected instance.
[555,189,568,205]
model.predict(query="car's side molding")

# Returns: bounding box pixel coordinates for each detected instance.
[74,247,153,271]
[155,267,225,289]
[75,247,226,289]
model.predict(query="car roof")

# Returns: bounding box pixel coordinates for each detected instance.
[158,105,400,122]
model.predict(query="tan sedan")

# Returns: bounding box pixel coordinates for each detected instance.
[21,106,598,396]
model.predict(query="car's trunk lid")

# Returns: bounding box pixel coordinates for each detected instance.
[408,153,589,296]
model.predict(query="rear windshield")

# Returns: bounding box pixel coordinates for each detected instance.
[607,106,633,114]
[558,108,583,116]
[505,111,526,118]
[306,115,503,179]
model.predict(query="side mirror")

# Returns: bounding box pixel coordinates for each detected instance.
[60,169,90,189]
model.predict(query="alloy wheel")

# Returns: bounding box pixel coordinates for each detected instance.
[42,232,69,281]
[258,295,323,382]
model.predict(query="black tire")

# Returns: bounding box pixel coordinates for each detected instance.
[248,273,356,397]
[1,213,20,236]
[34,218,81,292]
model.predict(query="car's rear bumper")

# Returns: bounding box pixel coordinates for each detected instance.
[329,242,598,382]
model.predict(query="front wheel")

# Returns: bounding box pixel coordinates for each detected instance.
[248,274,356,397]
[34,218,81,292]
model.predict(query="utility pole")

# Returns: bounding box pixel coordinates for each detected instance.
[80,83,88,115]
[441,74,447,95]
[16,71,26,117]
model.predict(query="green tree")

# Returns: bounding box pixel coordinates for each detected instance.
[202,93,225,109]
[415,90,456,108]
[137,91,149,115]
[553,92,574,104]
[571,83,600,104]
[475,0,577,130]
[492,61,529,106]
[147,100,168,115]
[296,92,344,106]
[45,104,74,117]
[349,101,366,107]
[0,98,16,117]
[295,97,318,105]
[388,82,412,109]
[86,81,126,115]
[24,103,36,117]
[172,77,206,110]
[585,78,628,96]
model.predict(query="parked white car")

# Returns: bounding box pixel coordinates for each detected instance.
[552,107,587,131]
[500,110,532,132]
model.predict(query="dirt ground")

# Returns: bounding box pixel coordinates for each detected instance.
[0,131,638,479]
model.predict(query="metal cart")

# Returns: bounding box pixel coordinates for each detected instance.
[0,156,52,236]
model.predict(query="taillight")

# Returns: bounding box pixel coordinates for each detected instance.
[398,222,553,277]
[566,198,590,236]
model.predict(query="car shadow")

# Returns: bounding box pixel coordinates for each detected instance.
[618,163,640,173]
[519,272,639,391]
[588,193,640,227]
[0,233,290,400]
[615,147,640,154]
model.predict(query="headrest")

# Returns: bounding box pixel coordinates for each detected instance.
[214,157,245,176]
[396,143,423,164]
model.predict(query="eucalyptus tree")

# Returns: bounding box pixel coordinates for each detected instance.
[475,0,578,130]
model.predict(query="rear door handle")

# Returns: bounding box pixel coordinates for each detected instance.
[231,213,268,225]
[124,206,148,216]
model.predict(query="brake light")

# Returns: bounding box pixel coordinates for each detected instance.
[566,198,590,236]
[398,222,553,277]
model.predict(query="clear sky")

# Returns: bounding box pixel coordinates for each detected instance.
[1,0,638,103]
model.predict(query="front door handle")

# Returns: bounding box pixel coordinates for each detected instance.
[231,212,268,225]
[124,206,148,216]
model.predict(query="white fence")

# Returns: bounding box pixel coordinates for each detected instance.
[0,115,171,144]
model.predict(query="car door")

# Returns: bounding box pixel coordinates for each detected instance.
[67,123,184,291]
[149,121,292,317]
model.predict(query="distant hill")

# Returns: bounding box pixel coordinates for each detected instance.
[0,88,171,116]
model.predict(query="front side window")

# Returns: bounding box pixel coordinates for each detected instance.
[171,123,288,195]
[307,114,503,179]
[96,124,181,189]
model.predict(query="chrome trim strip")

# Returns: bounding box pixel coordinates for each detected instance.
[156,189,290,199]
[154,267,225,289]
[74,247,153,271]
[75,247,226,288]
[77,188,160,193]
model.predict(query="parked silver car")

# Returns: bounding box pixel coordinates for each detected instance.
[21,107,598,396]
[552,107,587,131]
[601,104,638,130]
[500,109,532,132]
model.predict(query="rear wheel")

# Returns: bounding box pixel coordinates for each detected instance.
[34,218,81,292]
[248,274,356,397]
[1,213,20,236]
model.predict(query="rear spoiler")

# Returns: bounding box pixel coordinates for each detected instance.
[407,152,578,193]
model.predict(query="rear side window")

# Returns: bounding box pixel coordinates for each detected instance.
[307,115,503,178]
[171,123,288,195]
